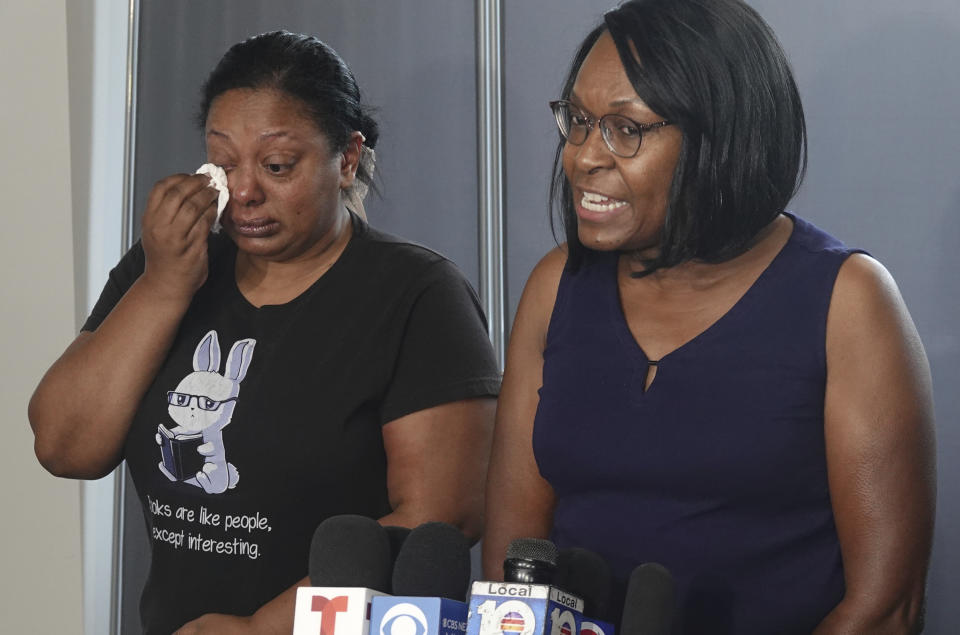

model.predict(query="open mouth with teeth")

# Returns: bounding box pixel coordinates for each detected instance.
[581,191,628,212]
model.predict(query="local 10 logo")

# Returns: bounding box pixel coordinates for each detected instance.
[474,599,537,635]
[579,620,614,635]
[468,587,582,635]
[548,607,578,635]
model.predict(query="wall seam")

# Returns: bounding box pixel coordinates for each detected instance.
[476,0,506,370]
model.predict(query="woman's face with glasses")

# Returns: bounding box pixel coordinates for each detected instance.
[561,32,683,256]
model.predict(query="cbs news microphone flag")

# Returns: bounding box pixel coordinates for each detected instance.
[370,522,472,635]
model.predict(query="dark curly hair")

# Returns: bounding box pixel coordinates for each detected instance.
[198,30,379,190]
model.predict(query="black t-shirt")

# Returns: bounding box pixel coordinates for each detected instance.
[83,216,501,634]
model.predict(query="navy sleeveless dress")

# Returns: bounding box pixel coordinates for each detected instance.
[533,215,857,634]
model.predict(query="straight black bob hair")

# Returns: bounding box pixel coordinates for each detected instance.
[198,30,379,189]
[550,0,807,273]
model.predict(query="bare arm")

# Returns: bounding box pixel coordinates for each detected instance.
[29,174,219,478]
[482,248,567,580]
[379,397,497,540]
[813,254,936,634]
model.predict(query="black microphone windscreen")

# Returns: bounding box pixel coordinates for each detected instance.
[384,525,412,564]
[620,563,676,635]
[308,514,392,591]
[505,537,558,565]
[391,521,471,601]
[554,547,613,621]
[503,538,559,584]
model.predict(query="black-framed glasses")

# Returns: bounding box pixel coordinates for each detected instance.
[166,391,237,411]
[550,99,672,158]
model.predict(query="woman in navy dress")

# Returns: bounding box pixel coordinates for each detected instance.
[483,1,935,633]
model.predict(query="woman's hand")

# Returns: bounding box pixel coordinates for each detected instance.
[141,173,220,301]
[29,173,219,479]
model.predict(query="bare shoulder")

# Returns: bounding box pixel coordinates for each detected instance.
[833,253,901,307]
[829,253,919,345]
[513,246,569,343]
[522,246,568,309]
[826,252,932,421]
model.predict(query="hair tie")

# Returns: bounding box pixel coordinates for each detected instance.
[343,144,376,219]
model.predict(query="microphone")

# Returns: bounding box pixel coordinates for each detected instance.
[371,522,472,635]
[293,515,393,635]
[619,563,676,635]
[553,547,614,634]
[554,548,612,622]
[391,521,471,600]
[503,538,558,584]
[467,538,584,635]
[308,515,392,589]
[384,525,412,576]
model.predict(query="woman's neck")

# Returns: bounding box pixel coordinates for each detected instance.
[234,211,354,307]
[621,214,792,291]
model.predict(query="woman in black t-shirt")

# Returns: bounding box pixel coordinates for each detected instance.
[30,31,500,635]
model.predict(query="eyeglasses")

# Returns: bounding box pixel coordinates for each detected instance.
[166,391,237,411]
[549,99,672,158]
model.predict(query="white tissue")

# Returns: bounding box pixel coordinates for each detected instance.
[195,163,229,233]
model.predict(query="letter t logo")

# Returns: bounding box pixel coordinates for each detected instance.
[311,595,350,635]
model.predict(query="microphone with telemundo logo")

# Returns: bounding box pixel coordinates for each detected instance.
[293,515,393,635]
[619,563,676,635]
[371,522,472,635]
[466,538,584,635]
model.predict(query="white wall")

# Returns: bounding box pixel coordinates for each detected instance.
[66,0,128,633]
[0,1,84,633]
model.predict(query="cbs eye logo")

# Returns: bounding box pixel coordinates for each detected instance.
[380,603,430,635]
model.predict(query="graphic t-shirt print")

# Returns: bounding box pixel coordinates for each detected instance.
[155,330,256,494]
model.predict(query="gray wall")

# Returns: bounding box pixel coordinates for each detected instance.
[123,1,959,632]
[754,3,959,630]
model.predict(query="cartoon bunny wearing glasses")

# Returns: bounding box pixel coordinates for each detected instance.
[156,330,256,494]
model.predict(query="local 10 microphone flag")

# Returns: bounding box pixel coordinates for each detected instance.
[466,581,585,635]
[370,596,469,635]
[293,587,389,635]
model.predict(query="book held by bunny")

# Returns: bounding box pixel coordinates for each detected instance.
[157,424,204,481]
